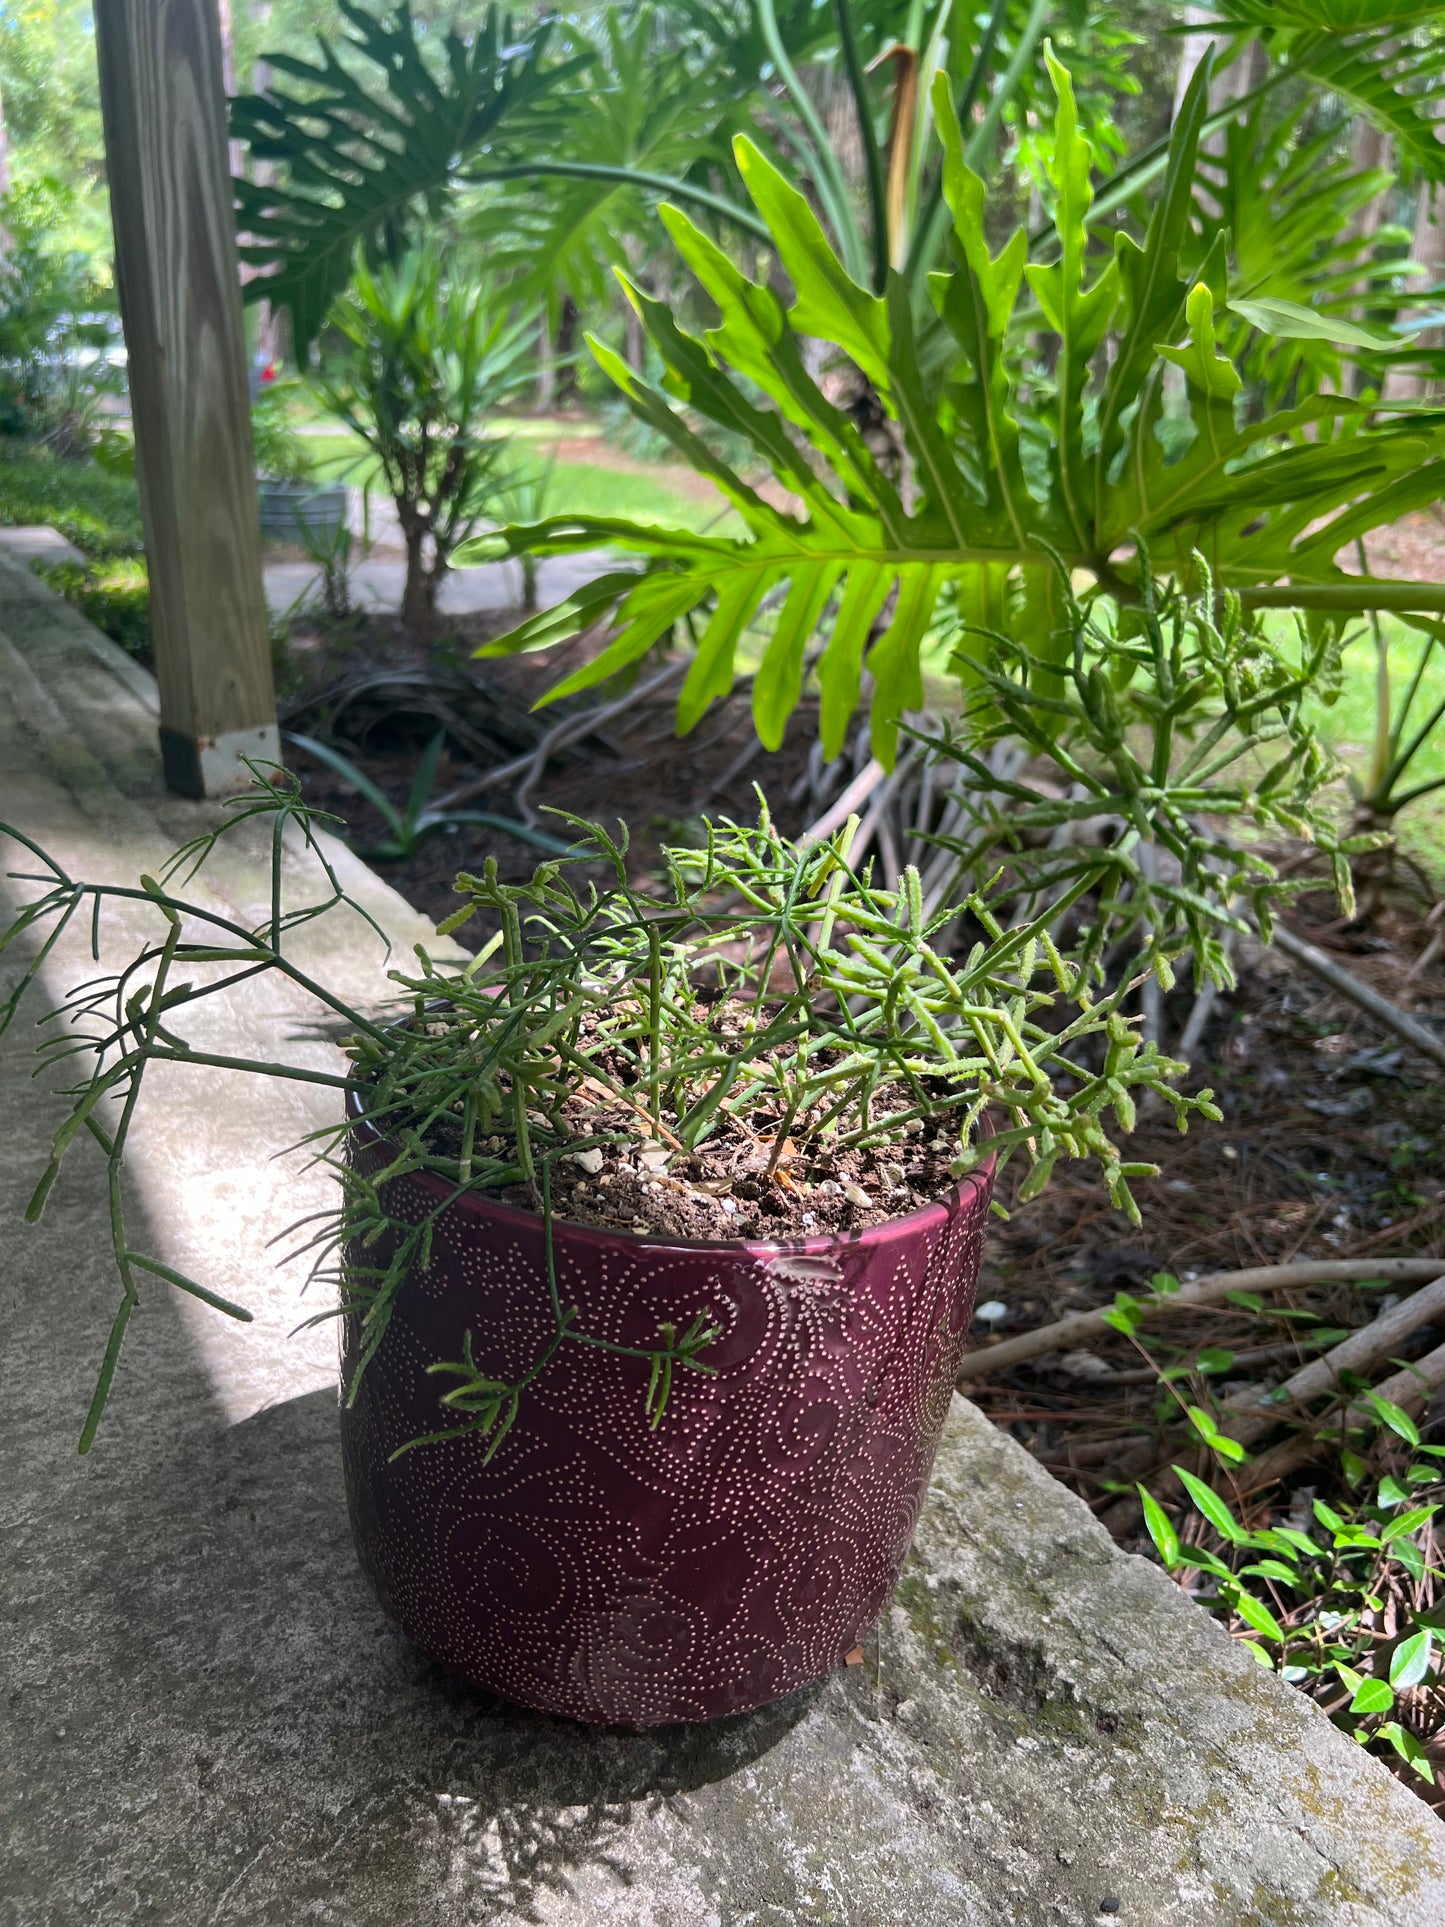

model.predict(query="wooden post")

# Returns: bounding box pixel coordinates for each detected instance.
[94,0,276,798]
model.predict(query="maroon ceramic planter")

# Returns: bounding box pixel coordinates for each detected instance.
[339,1133,994,1725]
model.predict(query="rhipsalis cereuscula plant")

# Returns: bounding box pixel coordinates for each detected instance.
[0,571,1364,1453]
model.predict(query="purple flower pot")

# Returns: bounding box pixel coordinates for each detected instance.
[339,1139,994,1725]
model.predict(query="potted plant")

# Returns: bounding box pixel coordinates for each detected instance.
[252,376,349,546]
[0,573,1369,1725]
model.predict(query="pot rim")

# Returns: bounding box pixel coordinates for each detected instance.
[345,1089,995,1259]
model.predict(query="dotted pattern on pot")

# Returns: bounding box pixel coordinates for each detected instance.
[339,1142,993,1725]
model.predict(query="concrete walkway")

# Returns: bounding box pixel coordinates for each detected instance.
[263,548,609,621]
[3,548,1444,1925]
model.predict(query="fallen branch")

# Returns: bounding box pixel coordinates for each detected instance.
[955,1258,1445,1382]
[800,757,886,846]
[1269,923,1445,1072]
[1221,1272,1445,1449]
[434,658,688,818]
[1242,1340,1445,1493]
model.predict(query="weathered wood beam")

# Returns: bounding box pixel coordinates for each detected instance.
[94,0,275,798]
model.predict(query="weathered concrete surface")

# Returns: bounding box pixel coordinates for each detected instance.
[263,545,608,619]
[3,551,1445,1925]
[0,525,86,567]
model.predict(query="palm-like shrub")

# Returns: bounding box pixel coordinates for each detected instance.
[313,247,535,633]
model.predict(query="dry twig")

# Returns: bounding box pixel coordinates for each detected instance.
[955,1258,1445,1383]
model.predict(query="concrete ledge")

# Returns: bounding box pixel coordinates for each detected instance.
[3,552,1443,1924]
[0,523,87,567]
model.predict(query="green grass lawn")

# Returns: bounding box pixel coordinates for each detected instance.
[305,427,733,534]
[1302,615,1445,880]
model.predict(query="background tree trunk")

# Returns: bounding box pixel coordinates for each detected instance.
[400,522,437,636]
[0,77,11,206]
[1173,5,1268,134]
[534,309,556,411]
[1386,181,1445,401]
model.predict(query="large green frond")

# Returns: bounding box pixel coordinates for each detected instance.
[467,49,1445,767]
[232,3,563,352]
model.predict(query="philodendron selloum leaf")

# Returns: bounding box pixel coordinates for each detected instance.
[466,50,1445,767]
[232,3,565,353]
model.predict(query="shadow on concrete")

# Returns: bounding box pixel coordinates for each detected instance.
[9,1378,816,1925]
[0,925,807,1924]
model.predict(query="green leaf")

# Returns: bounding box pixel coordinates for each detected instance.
[1240,1559,1299,1586]
[867,566,943,767]
[1230,1586,1286,1642]
[1227,296,1396,352]
[816,565,893,761]
[1390,1630,1434,1691]
[1196,1347,1236,1375]
[538,574,702,706]
[1099,46,1210,479]
[1139,1484,1181,1567]
[286,733,402,841]
[733,137,890,393]
[1101,1290,1146,1337]
[1174,1464,1248,1545]
[677,575,768,735]
[233,5,562,352]
[1158,282,1243,402]
[1186,1405,1249,1465]
[1375,1721,1436,1784]
[752,563,841,750]
[1365,1392,1421,1447]
[1022,49,1121,548]
[1175,1543,1235,1580]
[1350,1676,1395,1715]
[1381,1505,1439,1544]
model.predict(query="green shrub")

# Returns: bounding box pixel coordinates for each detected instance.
[0,449,144,559]
[33,556,151,662]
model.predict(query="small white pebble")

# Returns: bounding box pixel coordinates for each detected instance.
[929,1134,951,1151]
[1221,1144,1239,1160]
[844,1183,870,1208]
[818,1179,840,1196]
[801,1211,816,1227]
[597,1173,613,1186]
[719,1196,738,1215]
[974,1300,1009,1326]
[638,1146,671,1173]
[571,1147,604,1175]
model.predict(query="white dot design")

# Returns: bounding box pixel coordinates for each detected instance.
[339,1149,993,1725]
